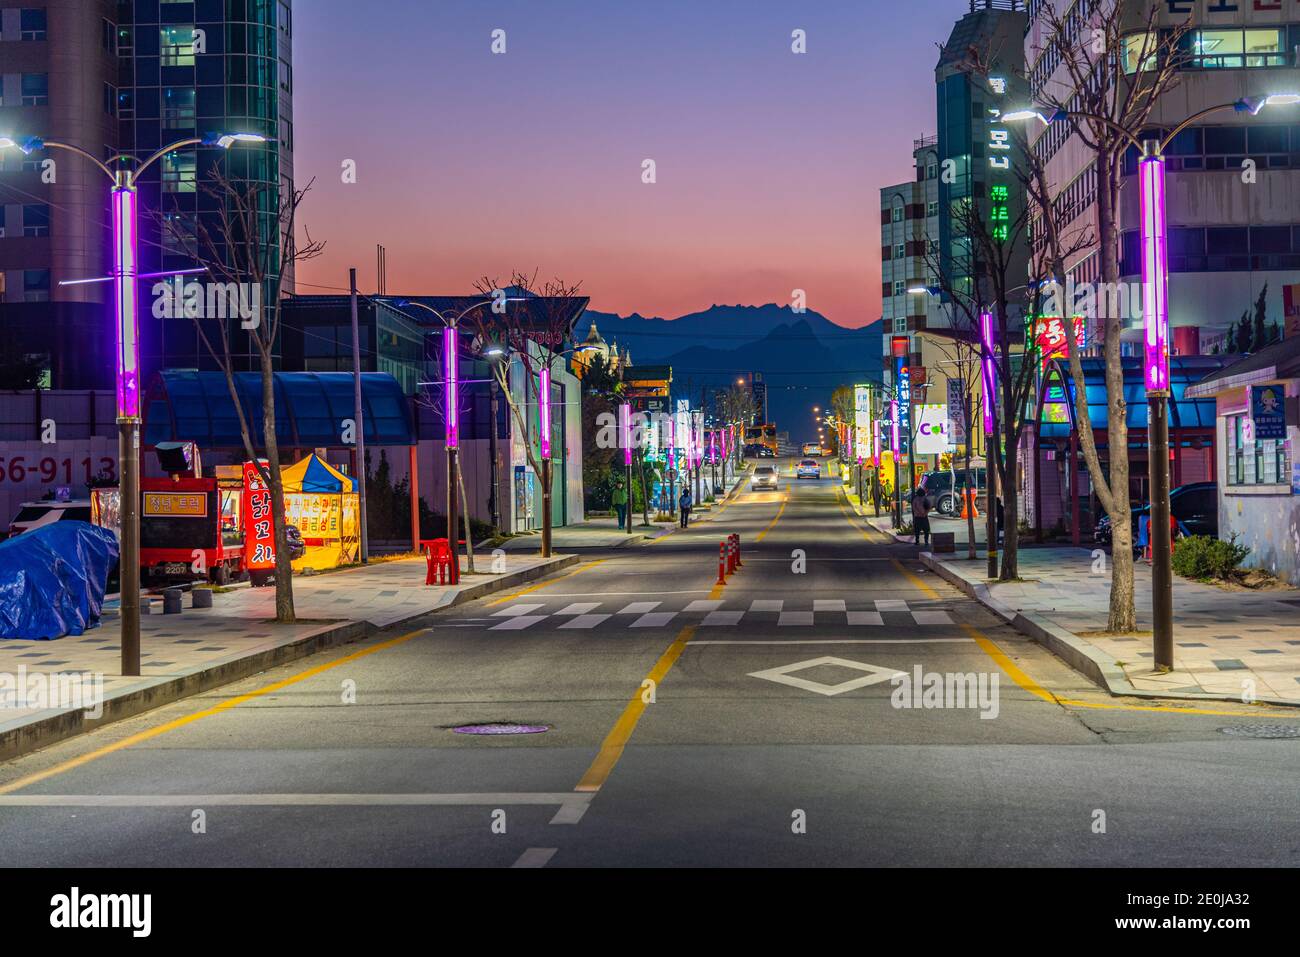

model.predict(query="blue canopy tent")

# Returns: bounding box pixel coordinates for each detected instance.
[1032,356,1228,543]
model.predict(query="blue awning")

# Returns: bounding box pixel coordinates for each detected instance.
[1038,356,1227,440]
[143,371,416,449]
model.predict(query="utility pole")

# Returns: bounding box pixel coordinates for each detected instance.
[349,268,368,563]
[488,376,501,533]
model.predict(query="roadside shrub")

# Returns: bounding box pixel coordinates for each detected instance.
[1172,534,1250,581]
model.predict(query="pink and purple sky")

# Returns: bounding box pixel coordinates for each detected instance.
[294,0,960,329]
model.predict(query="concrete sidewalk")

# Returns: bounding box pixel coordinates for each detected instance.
[0,551,578,760]
[919,545,1300,707]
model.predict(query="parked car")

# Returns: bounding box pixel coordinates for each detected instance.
[7,499,94,538]
[796,458,821,479]
[914,468,987,517]
[751,465,780,490]
[1094,482,1218,546]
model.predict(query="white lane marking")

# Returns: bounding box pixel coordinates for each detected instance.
[489,615,548,631]
[749,599,784,612]
[874,599,910,611]
[847,611,885,626]
[538,590,710,597]
[748,657,906,696]
[559,614,612,630]
[912,610,953,625]
[0,793,594,808]
[684,600,725,612]
[778,611,815,627]
[691,638,972,645]
[549,801,590,825]
[556,602,600,615]
[617,601,661,614]
[630,612,677,628]
[701,610,744,626]
[492,604,546,617]
[512,848,559,868]
[814,599,846,611]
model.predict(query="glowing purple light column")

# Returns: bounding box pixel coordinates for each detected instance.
[619,402,632,466]
[979,311,996,435]
[443,326,459,449]
[112,187,141,419]
[1139,153,1170,393]
[539,367,552,458]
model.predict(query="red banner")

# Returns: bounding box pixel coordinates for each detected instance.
[242,461,275,570]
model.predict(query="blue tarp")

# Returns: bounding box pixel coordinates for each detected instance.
[0,522,119,640]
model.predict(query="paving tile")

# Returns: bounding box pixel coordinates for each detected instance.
[1213,659,1247,671]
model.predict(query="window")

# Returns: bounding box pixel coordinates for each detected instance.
[927,201,939,218]
[279,115,293,151]
[162,87,196,129]
[23,269,49,302]
[278,0,292,37]
[22,204,50,237]
[21,73,48,106]
[278,59,292,94]
[1227,413,1289,486]
[20,9,47,41]
[1121,32,1157,74]
[102,18,116,54]
[103,83,117,117]
[161,152,196,193]
[894,243,906,260]
[1191,28,1285,69]
[160,26,198,67]
[892,206,904,223]
[893,281,906,296]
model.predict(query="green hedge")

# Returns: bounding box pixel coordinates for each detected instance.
[1171,534,1250,581]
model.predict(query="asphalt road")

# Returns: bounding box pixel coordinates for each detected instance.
[1,458,1297,867]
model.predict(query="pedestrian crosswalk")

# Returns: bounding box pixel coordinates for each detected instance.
[477,598,954,631]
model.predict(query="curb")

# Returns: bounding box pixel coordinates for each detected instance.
[917,551,1300,709]
[0,554,582,763]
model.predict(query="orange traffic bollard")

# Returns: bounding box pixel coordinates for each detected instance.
[733,533,743,567]
[717,542,727,585]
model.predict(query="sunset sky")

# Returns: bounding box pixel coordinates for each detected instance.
[293,0,961,330]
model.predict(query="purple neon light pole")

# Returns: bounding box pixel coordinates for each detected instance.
[620,402,633,534]
[1140,147,1174,669]
[443,324,462,583]
[981,310,999,577]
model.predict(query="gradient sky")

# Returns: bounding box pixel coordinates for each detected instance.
[294,0,960,329]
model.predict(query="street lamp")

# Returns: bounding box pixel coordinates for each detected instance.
[4,131,267,676]
[1003,93,1298,669]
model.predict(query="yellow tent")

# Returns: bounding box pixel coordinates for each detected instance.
[279,454,360,570]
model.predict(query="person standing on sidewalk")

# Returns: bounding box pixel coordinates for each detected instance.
[611,479,628,531]
[679,487,693,528]
[911,484,934,548]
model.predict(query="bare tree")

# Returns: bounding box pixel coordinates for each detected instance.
[466,271,586,557]
[1027,0,1190,630]
[158,169,325,623]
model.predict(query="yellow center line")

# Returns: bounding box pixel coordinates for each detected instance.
[575,625,698,793]
[753,495,788,543]
[0,627,427,796]
[487,558,607,605]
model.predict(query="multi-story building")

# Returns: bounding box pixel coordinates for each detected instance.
[1026,0,1300,356]
[881,136,943,382]
[0,0,292,388]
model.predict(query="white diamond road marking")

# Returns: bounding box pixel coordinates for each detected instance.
[701,610,744,626]
[874,600,910,611]
[559,614,611,630]
[814,599,846,612]
[618,601,661,614]
[748,657,907,697]
[493,604,545,617]
[489,615,547,631]
[847,611,885,626]
[912,610,953,625]
[630,612,677,628]
[556,602,600,616]
[778,611,815,627]
[749,599,784,612]
[684,600,725,612]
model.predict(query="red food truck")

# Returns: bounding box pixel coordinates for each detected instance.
[137,475,246,585]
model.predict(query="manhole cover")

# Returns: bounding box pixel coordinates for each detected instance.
[452,723,549,735]
[1219,725,1300,739]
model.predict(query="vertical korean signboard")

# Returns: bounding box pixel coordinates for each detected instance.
[243,461,275,572]
[854,384,872,462]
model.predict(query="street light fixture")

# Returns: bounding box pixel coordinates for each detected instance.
[1,131,267,676]
[1002,94,1298,669]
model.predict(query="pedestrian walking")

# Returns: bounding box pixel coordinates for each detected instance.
[611,479,628,530]
[679,487,693,528]
[911,484,934,548]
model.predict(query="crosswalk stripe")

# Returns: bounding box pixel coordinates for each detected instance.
[701,610,744,626]
[617,601,661,614]
[912,610,953,625]
[556,602,601,615]
[630,612,677,628]
[847,611,885,626]
[813,599,846,611]
[778,611,815,627]
[684,600,725,612]
[493,603,545,617]
[559,614,612,629]
[874,599,909,611]
[749,599,784,612]
[489,615,547,631]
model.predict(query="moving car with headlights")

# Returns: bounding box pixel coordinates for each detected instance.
[802,443,823,457]
[796,458,821,479]
[751,464,779,490]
